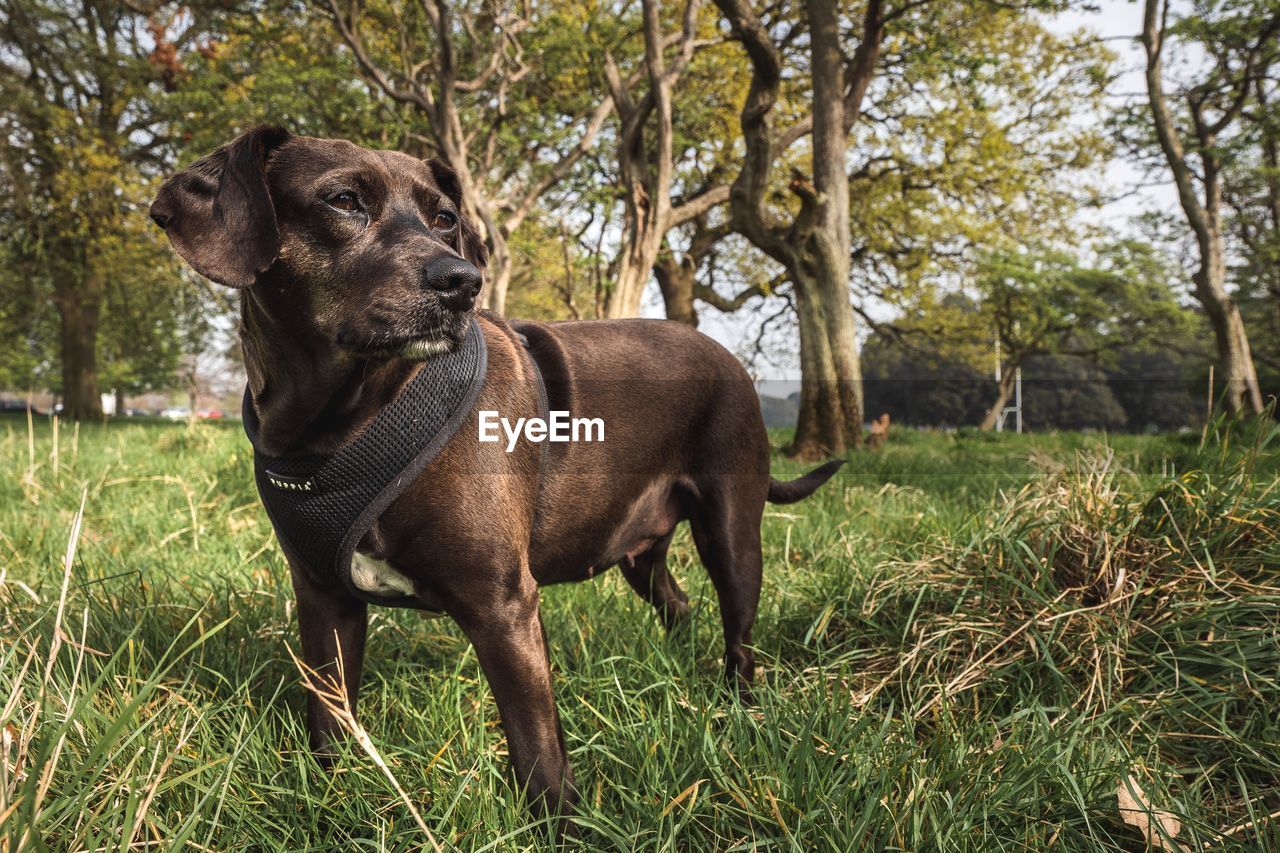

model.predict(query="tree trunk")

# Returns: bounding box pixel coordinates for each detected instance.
[791,282,837,456]
[1142,0,1264,416]
[53,261,104,421]
[710,0,882,457]
[483,231,512,315]
[607,224,662,318]
[789,277,861,457]
[654,255,698,326]
[187,367,199,426]
[604,0,677,320]
[789,0,863,458]
[979,368,1017,431]
[1198,251,1265,414]
[1255,79,1280,331]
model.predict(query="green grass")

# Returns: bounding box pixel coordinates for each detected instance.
[1,415,1277,850]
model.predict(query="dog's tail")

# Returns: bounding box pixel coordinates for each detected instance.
[767,459,845,505]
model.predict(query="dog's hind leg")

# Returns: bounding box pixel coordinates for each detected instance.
[688,488,765,701]
[620,532,690,631]
[289,561,369,763]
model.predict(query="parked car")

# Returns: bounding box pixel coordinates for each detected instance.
[0,399,43,415]
[196,409,225,420]
[160,407,191,420]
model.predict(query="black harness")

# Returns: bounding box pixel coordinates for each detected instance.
[242,317,488,608]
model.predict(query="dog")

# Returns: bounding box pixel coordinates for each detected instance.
[150,126,843,826]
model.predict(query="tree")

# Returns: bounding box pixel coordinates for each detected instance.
[862,331,991,427]
[711,0,1105,457]
[1020,354,1129,432]
[317,0,618,315]
[1222,39,1280,386]
[0,0,181,418]
[161,1,395,154]
[653,218,768,326]
[1139,0,1278,415]
[600,0,739,318]
[711,0,874,458]
[900,242,1191,430]
[1106,342,1211,432]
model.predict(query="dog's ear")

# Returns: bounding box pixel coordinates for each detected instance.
[150,126,292,288]
[427,158,489,270]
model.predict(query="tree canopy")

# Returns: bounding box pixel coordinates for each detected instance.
[0,0,1274,432]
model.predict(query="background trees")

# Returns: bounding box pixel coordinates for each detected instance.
[316,0,619,314]
[0,0,179,418]
[1138,0,1278,415]
[0,1,1275,432]
[883,241,1190,430]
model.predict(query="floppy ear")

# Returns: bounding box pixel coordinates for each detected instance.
[427,158,489,270]
[150,126,292,288]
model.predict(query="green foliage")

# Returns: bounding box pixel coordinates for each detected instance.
[163,1,392,156]
[897,241,1193,376]
[0,0,218,404]
[849,5,1114,300]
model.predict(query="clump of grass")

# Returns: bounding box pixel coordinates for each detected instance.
[816,418,1280,848]
[1009,448,1160,603]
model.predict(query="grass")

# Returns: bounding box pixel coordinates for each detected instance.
[0,414,1277,850]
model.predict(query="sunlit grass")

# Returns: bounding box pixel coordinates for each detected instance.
[0,414,1276,849]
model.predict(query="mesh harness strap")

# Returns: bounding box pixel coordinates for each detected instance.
[242,317,488,608]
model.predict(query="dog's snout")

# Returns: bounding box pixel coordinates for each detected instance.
[423,256,482,299]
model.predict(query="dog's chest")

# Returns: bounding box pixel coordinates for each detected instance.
[349,551,416,597]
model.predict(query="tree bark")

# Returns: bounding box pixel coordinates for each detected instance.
[483,229,513,315]
[1141,0,1265,415]
[1252,78,1280,332]
[603,0,720,319]
[790,279,851,454]
[654,255,699,326]
[52,257,104,421]
[712,0,885,458]
[979,368,1017,431]
[789,0,865,457]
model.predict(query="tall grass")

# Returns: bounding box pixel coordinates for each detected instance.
[0,415,1276,849]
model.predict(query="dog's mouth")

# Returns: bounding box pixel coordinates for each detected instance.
[337,329,462,361]
[397,335,455,360]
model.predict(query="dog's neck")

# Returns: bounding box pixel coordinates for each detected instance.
[239,288,413,457]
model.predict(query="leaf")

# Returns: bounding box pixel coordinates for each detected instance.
[1117,774,1184,852]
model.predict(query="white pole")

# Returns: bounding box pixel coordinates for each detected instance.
[1014,367,1023,434]
[994,334,1003,432]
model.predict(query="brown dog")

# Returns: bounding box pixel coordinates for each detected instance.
[150,127,842,824]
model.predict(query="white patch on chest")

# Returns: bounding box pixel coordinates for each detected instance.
[350,552,416,597]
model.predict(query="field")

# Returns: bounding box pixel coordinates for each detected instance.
[1,416,1278,850]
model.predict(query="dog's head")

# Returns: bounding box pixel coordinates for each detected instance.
[150,127,488,359]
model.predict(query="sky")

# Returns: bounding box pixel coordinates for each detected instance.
[678,0,1185,389]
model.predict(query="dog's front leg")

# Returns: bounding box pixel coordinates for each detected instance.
[453,577,577,826]
[288,561,368,763]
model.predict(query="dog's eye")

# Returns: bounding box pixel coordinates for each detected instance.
[432,210,458,231]
[327,191,362,213]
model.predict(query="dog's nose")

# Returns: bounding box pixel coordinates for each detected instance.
[422,256,482,299]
